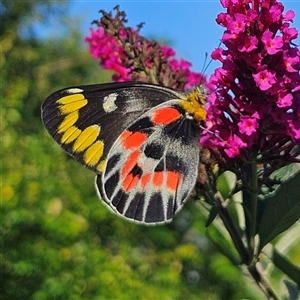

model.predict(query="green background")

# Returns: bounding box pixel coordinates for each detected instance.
[2,1,290,298]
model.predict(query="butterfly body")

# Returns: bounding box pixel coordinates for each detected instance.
[42,82,206,224]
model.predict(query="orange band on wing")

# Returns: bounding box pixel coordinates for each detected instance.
[122,174,140,192]
[166,171,182,191]
[152,107,181,125]
[119,130,132,142]
[140,173,151,190]
[121,150,141,177]
[121,131,147,149]
[153,171,164,187]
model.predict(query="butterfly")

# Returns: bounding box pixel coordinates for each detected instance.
[41,81,207,225]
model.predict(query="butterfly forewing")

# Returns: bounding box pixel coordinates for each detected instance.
[41,82,183,174]
[96,100,201,224]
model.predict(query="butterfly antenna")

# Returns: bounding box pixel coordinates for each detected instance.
[201,52,211,76]
[200,41,222,84]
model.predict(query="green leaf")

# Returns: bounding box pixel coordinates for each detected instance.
[217,171,237,200]
[206,206,218,227]
[258,171,300,252]
[271,163,300,182]
[272,249,300,288]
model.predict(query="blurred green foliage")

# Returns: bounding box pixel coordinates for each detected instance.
[1,1,262,299]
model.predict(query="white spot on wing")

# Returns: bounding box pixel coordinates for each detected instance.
[66,88,84,94]
[103,93,118,113]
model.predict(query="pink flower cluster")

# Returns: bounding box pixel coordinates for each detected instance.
[202,0,300,162]
[161,45,203,89]
[86,27,132,81]
[85,7,203,90]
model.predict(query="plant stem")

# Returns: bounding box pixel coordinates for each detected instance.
[203,173,279,299]
[248,263,279,300]
[249,161,258,259]
[215,194,251,264]
[242,161,259,260]
[204,183,250,264]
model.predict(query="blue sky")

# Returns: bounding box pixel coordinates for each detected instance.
[45,1,300,77]
[68,1,225,74]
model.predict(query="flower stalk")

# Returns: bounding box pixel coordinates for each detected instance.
[248,161,258,259]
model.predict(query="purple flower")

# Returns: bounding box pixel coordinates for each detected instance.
[238,113,259,136]
[202,0,300,163]
[262,30,283,54]
[253,68,277,91]
[85,3,299,165]
[85,27,132,82]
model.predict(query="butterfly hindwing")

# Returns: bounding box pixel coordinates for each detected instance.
[41,82,183,173]
[96,100,202,224]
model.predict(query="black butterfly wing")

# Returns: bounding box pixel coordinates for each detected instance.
[41,82,183,173]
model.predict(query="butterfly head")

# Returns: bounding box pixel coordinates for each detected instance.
[179,85,207,123]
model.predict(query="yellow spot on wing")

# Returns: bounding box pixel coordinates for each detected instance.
[58,111,79,133]
[84,140,105,166]
[73,125,101,152]
[61,126,81,144]
[97,160,106,173]
[57,94,85,105]
[57,94,88,115]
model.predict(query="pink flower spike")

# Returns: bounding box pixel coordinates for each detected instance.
[204,0,300,160]
[284,50,300,73]
[223,135,246,158]
[277,93,293,108]
[211,48,224,62]
[178,59,192,70]
[238,114,259,136]
[282,26,298,42]
[262,31,283,55]
[269,3,284,22]
[253,69,277,91]
[227,13,246,34]
[222,32,237,42]
[85,7,205,89]
[161,45,176,59]
[224,146,240,158]
[238,34,258,52]
[283,10,295,22]
[220,0,229,8]
[288,119,300,140]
